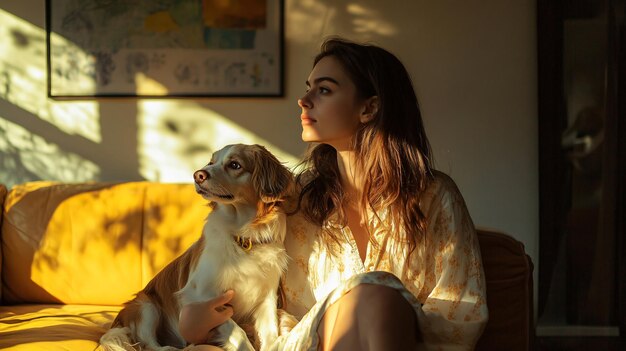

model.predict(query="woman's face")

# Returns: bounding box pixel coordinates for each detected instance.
[298,56,365,150]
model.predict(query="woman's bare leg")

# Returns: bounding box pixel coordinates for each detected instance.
[317,283,419,351]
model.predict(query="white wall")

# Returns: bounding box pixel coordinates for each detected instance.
[0,0,538,265]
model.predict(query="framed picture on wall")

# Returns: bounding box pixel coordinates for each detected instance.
[46,0,284,98]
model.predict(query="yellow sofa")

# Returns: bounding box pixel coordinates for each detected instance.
[0,181,534,350]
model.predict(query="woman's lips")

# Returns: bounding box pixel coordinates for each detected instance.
[301,114,317,125]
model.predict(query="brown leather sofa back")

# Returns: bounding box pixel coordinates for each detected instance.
[0,184,6,303]
[475,228,534,351]
[0,182,206,305]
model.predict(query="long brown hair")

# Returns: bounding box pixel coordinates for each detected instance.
[295,37,434,260]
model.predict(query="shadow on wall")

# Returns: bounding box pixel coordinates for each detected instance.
[0,99,145,188]
[0,9,145,188]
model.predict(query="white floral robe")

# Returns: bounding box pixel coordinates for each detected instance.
[223,171,488,351]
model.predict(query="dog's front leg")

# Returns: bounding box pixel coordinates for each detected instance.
[253,292,280,351]
[213,319,255,351]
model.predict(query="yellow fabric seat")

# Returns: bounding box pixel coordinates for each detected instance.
[0,304,122,350]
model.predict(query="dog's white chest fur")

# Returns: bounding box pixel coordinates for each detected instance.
[177,206,289,324]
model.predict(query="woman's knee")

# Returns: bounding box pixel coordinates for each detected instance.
[323,283,416,331]
[349,284,415,322]
[319,283,419,350]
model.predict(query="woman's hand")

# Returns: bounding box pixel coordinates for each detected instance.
[179,290,235,345]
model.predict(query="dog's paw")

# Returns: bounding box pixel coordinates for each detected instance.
[213,319,255,351]
[277,309,298,335]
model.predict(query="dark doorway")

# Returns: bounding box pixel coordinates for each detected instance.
[536,0,625,349]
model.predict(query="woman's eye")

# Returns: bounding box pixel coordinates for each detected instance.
[319,87,330,94]
[228,161,242,170]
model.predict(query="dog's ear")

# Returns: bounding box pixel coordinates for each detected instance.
[251,145,293,203]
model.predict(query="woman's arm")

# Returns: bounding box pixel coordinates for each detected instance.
[417,176,489,350]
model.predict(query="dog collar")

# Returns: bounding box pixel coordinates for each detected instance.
[234,236,253,251]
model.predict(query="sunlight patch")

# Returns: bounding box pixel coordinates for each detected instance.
[137,100,299,182]
[285,0,335,41]
[0,116,100,188]
[135,72,169,96]
[346,4,397,37]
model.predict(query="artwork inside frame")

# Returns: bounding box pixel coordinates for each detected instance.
[46,0,284,98]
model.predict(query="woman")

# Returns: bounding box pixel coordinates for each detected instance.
[182,37,488,351]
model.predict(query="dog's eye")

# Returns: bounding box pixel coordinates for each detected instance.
[228,161,242,170]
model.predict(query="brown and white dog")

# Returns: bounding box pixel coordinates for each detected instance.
[100,144,293,351]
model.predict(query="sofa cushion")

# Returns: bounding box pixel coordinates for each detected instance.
[0,304,121,350]
[1,182,206,305]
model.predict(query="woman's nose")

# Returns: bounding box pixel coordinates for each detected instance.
[298,96,312,109]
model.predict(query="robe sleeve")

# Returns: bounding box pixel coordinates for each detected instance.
[416,175,489,350]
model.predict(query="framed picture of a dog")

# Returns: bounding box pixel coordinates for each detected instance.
[46,0,284,98]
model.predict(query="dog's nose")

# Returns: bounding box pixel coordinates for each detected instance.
[193,170,209,184]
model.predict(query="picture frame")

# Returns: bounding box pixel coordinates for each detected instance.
[46,0,284,98]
